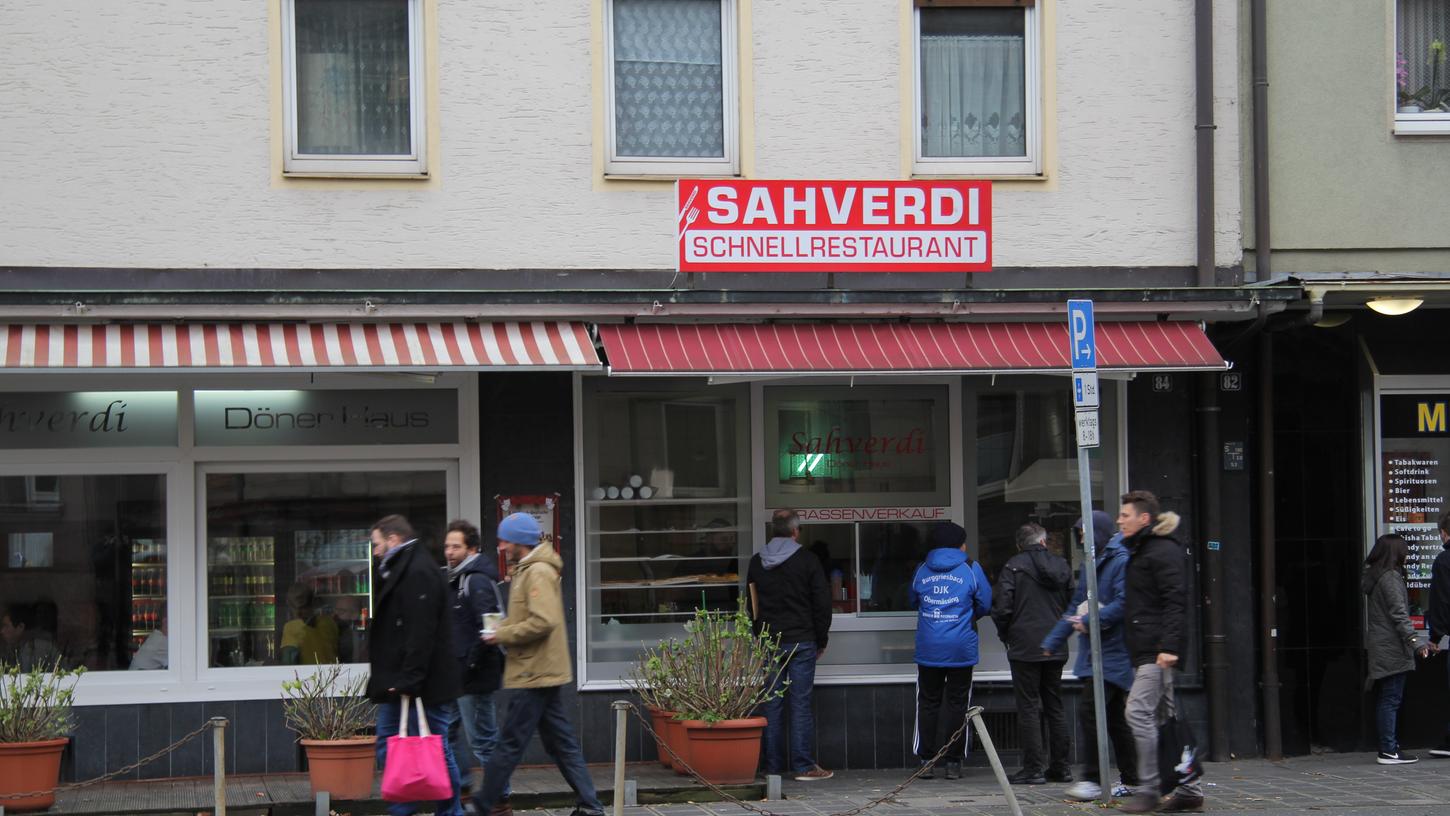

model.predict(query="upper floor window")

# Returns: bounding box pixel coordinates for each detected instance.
[604,0,739,177]
[281,0,427,176]
[1396,0,1450,134]
[913,1,1041,176]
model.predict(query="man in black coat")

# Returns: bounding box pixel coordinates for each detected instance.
[368,515,466,816]
[992,522,1073,785]
[1429,509,1450,758]
[1115,492,1202,814]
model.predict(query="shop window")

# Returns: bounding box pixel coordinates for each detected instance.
[281,0,428,175]
[604,0,739,176]
[582,381,750,682]
[914,3,1041,176]
[767,386,950,508]
[1395,0,1450,134]
[203,469,446,668]
[0,474,167,671]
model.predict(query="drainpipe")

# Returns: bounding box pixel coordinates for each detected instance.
[1258,334,1283,760]
[1251,0,1271,282]
[1195,0,1216,287]
[1197,369,1231,762]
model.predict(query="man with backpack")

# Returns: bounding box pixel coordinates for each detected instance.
[443,519,505,797]
[909,521,992,780]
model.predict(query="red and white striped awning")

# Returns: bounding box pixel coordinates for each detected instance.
[598,321,1226,375]
[0,322,600,370]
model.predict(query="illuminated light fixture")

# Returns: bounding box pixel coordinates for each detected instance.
[1366,296,1424,316]
[796,453,825,475]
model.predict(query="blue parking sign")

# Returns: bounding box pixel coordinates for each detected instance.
[1067,299,1096,370]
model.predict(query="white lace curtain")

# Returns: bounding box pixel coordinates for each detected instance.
[294,0,412,156]
[1398,0,1450,101]
[612,0,725,158]
[920,35,1026,158]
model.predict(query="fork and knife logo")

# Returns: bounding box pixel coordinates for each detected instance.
[677,184,701,240]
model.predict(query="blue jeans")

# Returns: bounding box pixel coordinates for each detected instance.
[456,692,509,795]
[474,685,603,815]
[761,642,818,774]
[1376,672,1409,754]
[376,698,465,816]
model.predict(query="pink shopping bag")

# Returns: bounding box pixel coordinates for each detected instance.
[381,695,452,803]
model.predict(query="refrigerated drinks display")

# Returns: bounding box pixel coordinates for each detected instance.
[129,537,167,654]
[208,536,277,666]
[294,529,372,664]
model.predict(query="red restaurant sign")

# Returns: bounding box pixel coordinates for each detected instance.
[676,180,992,273]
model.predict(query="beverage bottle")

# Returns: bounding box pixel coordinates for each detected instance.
[359,607,369,631]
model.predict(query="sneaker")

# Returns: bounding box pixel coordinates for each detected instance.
[1065,781,1102,801]
[1156,793,1205,812]
[1046,768,1074,783]
[568,810,606,816]
[1430,743,1450,758]
[1378,751,1419,765]
[944,760,962,780]
[1111,783,1133,798]
[1007,768,1046,785]
[916,760,935,780]
[795,765,834,781]
[1116,792,1160,813]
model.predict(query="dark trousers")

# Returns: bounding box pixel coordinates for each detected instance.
[1009,660,1070,775]
[914,664,974,761]
[1376,671,1410,754]
[473,686,603,815]
[1079,680,1139,786]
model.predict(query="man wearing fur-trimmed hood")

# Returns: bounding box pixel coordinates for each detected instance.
[1115,491,1203,814]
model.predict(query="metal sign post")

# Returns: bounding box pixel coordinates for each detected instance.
[1068,299,1112,800]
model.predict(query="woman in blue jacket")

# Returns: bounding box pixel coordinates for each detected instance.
[1041,511,1137,800]
[910,522,992,780]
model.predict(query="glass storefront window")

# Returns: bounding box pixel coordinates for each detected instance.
[0,474,167,671]
[767,386,950,508]
[204,469,447,668]
[971,376,1121,672]
[1376,392,1450,625]
[582,381,750,680]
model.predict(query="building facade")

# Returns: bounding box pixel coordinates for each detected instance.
[0,0,1282,779]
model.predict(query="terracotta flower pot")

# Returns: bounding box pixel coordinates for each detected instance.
[301,737,377,800]
[0,737,68,812]
[649,708,675,769]
[663,717,691,775]
[682,718,767,785]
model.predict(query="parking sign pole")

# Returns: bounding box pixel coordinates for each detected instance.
[1067,300,1112,801]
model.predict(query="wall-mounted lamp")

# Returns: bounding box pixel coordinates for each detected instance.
[1366,296,1424,316]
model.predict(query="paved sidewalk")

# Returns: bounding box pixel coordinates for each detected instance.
[593,753,1450,816]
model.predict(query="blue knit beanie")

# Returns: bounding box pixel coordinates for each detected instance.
[498,512,543,546]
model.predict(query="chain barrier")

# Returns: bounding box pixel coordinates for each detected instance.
[0,718,219,802]
[626,703,972,816]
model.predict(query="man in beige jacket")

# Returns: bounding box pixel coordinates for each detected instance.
[473,513,603,816]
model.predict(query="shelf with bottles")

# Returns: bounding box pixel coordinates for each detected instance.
[294,528,371,566]
[129,599,166,632]
[130,565,168,599]
[130,538,167,564]
[210,536,276,565]
[209,564,275,598]
[210,598,277,630]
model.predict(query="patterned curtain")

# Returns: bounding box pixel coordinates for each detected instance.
[294,0,411,155]
[1398,0,1450,108]
[920,35,1026,158]
[612,0,725,158]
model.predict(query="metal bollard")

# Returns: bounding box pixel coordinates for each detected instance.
[966,707,1023,816]
[765,775,782,801]
[611,701,630,816]
[211,717,229,816]
[315,791,331,816]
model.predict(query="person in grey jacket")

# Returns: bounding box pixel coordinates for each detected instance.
[992,522,1073,785]
[1363,533,1434,765]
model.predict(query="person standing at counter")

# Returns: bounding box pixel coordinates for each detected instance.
[909,521,991,780]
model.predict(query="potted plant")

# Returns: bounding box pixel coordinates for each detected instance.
[645,600,788,785]
[0,660,83,812]
[1399,42,1450,113]
[627,645,680,770]
[282,663,376,800]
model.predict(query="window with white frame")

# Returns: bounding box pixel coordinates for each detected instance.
[281,0,427,175]
[913,2,1041,176]
[604,0,739,176]
[1396,0,1450,133]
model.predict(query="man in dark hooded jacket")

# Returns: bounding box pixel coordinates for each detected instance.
[910,522,991,780]
[442,519,505,796]
[992,522,1073,785]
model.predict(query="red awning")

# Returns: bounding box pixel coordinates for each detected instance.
[597,322,1226,375]
[0,322,600,370]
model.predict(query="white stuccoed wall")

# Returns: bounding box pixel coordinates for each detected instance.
[0,0,1241,271]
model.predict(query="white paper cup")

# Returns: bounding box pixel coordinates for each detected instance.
[628,474,644,488]
[606,486,620,499]
[621,486,635,499]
